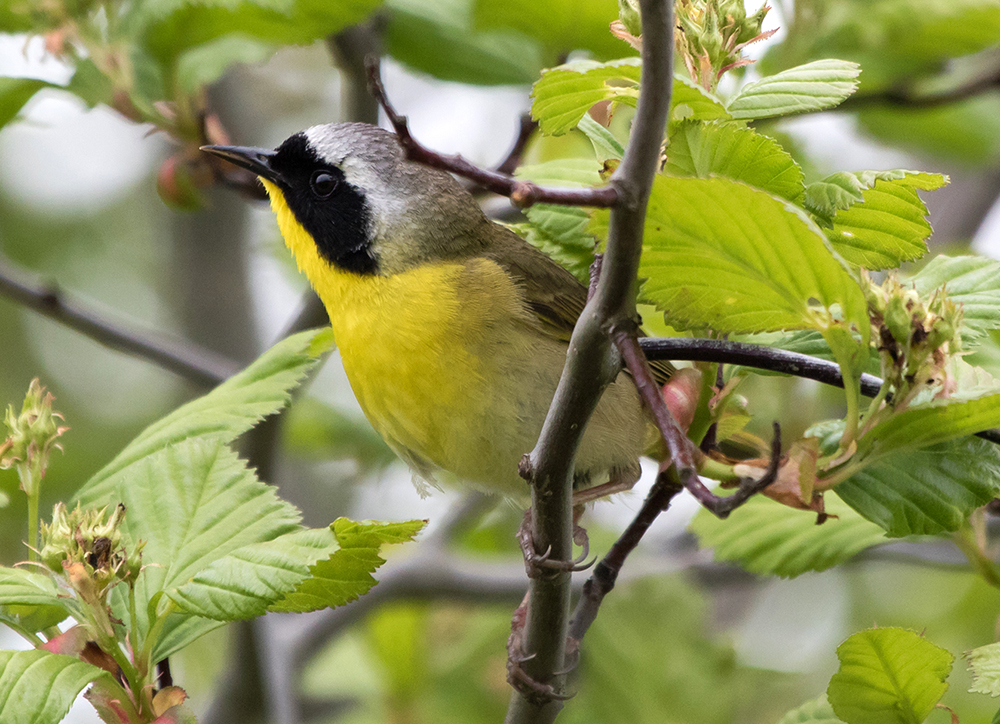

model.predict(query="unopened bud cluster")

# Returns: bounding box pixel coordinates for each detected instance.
[868,275,963,399]
[40,502,143,594]
[675,0,773,90]
[0,379,67,495]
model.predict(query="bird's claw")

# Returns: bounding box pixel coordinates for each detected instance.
[506,596,575,704]
[518,512,594,577]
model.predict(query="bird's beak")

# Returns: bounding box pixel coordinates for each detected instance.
[200,145,283,185]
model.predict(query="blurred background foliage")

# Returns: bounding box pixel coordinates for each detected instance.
[3,0,1000,723]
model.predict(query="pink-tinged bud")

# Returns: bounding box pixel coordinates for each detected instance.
[675,0,772,90]
[661,367,703,433]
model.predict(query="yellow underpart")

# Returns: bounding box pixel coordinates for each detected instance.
[264,181,527,487]
[263,181,650,497]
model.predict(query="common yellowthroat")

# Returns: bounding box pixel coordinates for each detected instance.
[203,123,669,499]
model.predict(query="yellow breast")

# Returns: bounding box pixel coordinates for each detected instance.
[263,182,650,497]
[264,181,526,486]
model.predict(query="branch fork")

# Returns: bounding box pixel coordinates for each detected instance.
[364,57,619,210]
[362,8,786,719]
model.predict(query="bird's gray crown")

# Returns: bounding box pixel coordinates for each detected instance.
[294,123,491,274]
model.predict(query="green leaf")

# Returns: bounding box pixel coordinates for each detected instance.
[665,121,805,202]
[834,437,1000,537]
[639,175,868,336]
[0,78,52,130]
[827,627,952,724]
[804,171,948,269]
[0,650,109,724]
[114,440,303,659]
[804,170,946,223]
[531,61,728,135]
[669,74,732,124]
[168,527,338,619]
[0,566,69,633]
[726,60,861,120]
[75,328,331,506]
[515,158,603,187]
[0,4,34,33]
[386,0,542,85]
[141,0,383,63]
[65,60,115,108]
[175,34,276,94]
[911,255,1000,337]
[777,694,845,724]
[531,58,641,135]
[128,45,167,113]
[578,114,624,160]
[472,0,626,60]
[513,159,603,281]
[689,495,886,577]
[858,394,1000,460]
[968,641,1000,696]
[0,567,63,608]
[84,676,142,724]
[271,518,426,612]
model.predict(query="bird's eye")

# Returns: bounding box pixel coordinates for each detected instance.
[310,170,338,198]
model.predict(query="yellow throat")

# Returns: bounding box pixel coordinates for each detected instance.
[261,179,527,491]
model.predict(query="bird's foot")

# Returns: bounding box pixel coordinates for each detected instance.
[506,593,575,703]
[517,511,594,578]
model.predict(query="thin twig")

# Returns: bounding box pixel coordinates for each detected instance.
[639,337,884,395]
[0,255,239,388]
[617,327,783,517]
[568,468,684,645]
[615,328,698,473]
[639,337,1000,446]
[365,59,618,210]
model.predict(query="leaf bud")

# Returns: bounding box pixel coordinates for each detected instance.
[0,379,68,496]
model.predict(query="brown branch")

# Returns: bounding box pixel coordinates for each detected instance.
[568,468,684,644]
[327,16,385,126]
[0,254,239,388]
[503,0,674,721]
[365,59,618,210]
[614,327,697,474]
[616,326,783,519]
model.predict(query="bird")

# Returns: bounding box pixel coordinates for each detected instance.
[202,122,671,502]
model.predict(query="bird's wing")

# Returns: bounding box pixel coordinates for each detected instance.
[483,227,675,386]
[485,235,587,343]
